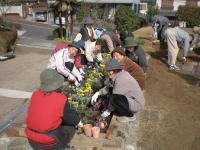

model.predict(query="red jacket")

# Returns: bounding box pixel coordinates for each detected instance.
[25,90,67,145]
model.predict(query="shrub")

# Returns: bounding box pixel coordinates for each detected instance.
[115,5,140,32]
[176,5,200,27]
[146,6,158,23]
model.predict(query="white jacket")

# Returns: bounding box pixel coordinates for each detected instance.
[47,48,83,83]
[85,41,102,62]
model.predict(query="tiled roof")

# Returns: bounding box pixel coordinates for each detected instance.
[30,2,47,9]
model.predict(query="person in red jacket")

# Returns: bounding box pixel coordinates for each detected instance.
[25,69,80,150]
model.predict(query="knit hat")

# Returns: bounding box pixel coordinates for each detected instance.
[69,40,85,53]
[111,47,126,58]
[124,38,138,48]
[104,59,122,71]
[40,69,64,92]
[83,17,93,25]
[193,26,200,33]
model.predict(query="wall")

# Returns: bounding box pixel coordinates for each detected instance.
[0,5,23,17]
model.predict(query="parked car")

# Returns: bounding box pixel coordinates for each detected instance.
[35,11,47,22]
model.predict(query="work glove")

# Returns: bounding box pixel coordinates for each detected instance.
[91,91,100,105]
[181,56,187,62]
[101,110,111,118]
[77,120,83,128]
[75,80,81,87]
[68,74,76,82]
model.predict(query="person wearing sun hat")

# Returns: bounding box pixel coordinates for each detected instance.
[25,69,80,150]
[47,41,84,86]
[124,38,148,73]
[91,59,145,122]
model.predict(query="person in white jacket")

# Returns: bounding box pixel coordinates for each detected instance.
[85,39,103,66]
[47,42,84,86]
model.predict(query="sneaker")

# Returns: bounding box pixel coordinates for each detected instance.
[169,64,180,71]
[101,110,111,118]
[116,115,136,123]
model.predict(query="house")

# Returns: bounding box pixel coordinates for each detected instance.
[156,0,200,17]
[30,2,48,22]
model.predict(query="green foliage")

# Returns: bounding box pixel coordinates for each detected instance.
[115,5,139,32]
[146,6,158,23]
[176,6,200,27]
[93,19,114,32]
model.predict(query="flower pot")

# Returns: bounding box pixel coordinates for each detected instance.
[92,126,100,139]
[83,124,92,137]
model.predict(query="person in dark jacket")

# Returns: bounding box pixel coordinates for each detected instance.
[25,69,80,150]
[152,15,169,44]
[79,17,97,42]
[125,38,148,73]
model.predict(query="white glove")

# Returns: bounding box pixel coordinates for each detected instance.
[77,120,83,128]
[181,57,187,62]
[189,47,194,51]
[68,74,76,81]
[75,80,81,87]
[91,91,100,105]
[79,68,85,75]
[101,110,111,118]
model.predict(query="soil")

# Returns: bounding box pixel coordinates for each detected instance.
[1,27,200,150]
[134,27,200,150]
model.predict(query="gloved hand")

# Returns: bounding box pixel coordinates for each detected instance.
[68,74,76,82]
[181,56,187,62]
[101,110,111,118]
[76,74,83,83]
[77,120,83,128]
[189,47,194,51]
[75,80,81,87]
[79,68,85,75]
[91,91,100,105]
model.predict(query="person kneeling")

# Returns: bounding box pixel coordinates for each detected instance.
[25,69,80,150]
[91,59,145,123]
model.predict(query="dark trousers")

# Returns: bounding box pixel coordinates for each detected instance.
[107,94,133,117]
[29,125,75,150]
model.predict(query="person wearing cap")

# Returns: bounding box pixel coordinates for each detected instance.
[25,69,80,150]
[125,38,148,73]
[95,27,114,53]
[111,47,145,90]
[47,41,84,86]
[91,59,145,122]
[164,27,194,70]
[78,17,97,42]
[152,15,169,44]
[190,26,200,51]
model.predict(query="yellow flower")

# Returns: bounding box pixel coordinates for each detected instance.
[100,63,105,67]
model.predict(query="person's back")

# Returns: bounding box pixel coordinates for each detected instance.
[26,69,80,150]
[113,70,145,112]
[121,56,145,90]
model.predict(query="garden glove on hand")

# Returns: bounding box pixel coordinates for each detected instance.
[77,120,83,128]
[75,80,81,87]
[101,110,111,118]
[68,74,76,82]
[91,91,100,105]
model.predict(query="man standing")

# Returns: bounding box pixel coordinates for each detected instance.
[164,27,193,70]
